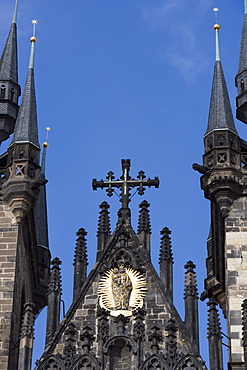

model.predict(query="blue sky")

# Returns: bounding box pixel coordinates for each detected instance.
[0,0,246,367]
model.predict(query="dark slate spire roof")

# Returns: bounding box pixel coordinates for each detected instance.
[238,5,247,75]
[11,34,39,147]
[205,25,237,136]
[0,0,18,83]
[205,60,237,136]
[34,143,49,249]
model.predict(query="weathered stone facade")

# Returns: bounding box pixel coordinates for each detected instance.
[225,197,247,364]
[35,201,206,370]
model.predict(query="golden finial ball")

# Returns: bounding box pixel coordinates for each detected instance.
[213,24,221,31]
[42,141,49,148]
[30,36,37,43]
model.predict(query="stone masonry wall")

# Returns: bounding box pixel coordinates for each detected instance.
[53,262,194,360]
[225,196,247,363]
[0,202,18,370]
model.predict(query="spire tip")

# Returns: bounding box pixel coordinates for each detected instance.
[213,8,221,61]
[12,0,19,24]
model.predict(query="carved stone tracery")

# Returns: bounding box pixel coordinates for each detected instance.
[140,354,168,370]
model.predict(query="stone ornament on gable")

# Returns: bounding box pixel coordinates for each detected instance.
[98,266,147,317]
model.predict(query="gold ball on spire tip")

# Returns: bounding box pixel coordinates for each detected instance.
[31,20,38,24]
[213,23,220,31]
[30,36,37,43]
[42,142,49,148]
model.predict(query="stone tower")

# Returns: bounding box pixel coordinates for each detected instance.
[0,5,50,370]
[193,3,247,369]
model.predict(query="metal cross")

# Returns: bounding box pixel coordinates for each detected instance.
[92,159,159,209]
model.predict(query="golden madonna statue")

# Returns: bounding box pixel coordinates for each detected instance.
[98,266,147,317]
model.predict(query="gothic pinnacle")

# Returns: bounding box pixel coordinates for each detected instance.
[159,227,173,263]
[73,228,88,301]
[34,127,50,249]
[96,202,111,261]
[184,261,199,352]
[46,258,62,346]
[97,201,111,236]
[137,200,151,252]
[207,298,223,370]
[137,200,151,234]
[159,227,173,301]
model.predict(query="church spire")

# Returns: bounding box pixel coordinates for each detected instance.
[0,0,19,83]
[2,22,41,224]
[236,1,247,123]
[202,20,241,173]
[0,0,21,143]
[205,22,237,136]
[11,20,39,147]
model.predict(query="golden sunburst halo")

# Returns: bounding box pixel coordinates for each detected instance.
[98,267,147,317]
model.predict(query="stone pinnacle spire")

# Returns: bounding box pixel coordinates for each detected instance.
[184,261,199,352]
[137,200,151,252]
[73,228,88,301]
[45,258,62,347]
[159,227,173,301]
[11,20,39,147]
[34,128,50,249]
[205,23,237,136]
[96,201,111,261]
[207,298,223,370]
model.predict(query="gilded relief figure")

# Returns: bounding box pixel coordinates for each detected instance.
[111,266,133,310]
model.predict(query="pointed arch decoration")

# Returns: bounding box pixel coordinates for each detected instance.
[70,354,99,370]
[35,354,65,370]
[140,354,168,370]
[174,355,206,370]
[103,335,137,355]
[103,335,137,370]
[108,247,134,269]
